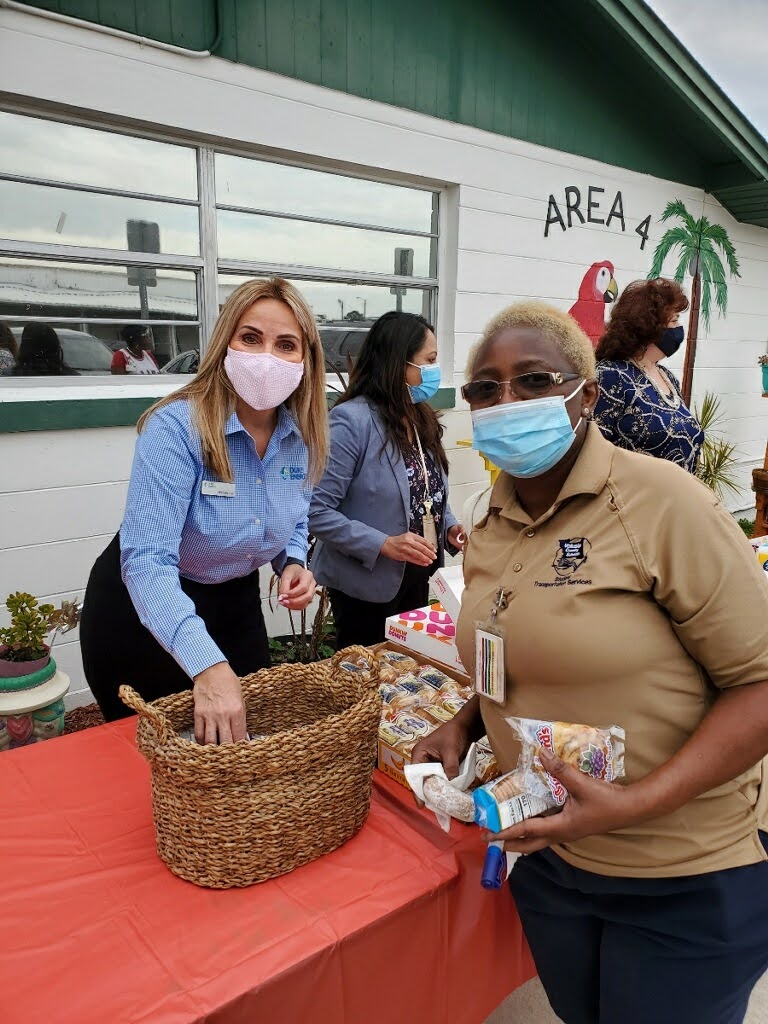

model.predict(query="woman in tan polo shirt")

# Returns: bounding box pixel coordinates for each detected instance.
[412,302,768,1024]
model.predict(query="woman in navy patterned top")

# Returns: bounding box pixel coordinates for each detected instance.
[593,278,704,473]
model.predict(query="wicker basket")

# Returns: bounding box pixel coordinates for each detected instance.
[118,646,381,888]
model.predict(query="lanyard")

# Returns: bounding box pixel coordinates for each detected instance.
[413,428,433,514]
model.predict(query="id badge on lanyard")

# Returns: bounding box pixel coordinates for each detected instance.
[474,587,510,704]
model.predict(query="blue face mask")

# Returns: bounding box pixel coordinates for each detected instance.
[471,381,585,478]
[407,362,441,403]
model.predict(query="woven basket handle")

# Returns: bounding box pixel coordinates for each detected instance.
[330,646,381,689]
[119,684,171,745]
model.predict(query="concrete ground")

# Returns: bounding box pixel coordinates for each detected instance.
[484,971,768,1023]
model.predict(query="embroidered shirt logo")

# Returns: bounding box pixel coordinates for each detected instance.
[280,466,306,481]
[552,537,591,577]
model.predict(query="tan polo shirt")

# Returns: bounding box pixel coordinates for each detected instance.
[457,423,768,878]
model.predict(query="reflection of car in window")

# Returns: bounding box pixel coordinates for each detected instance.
[11,327,114,375]
[159,322,375,376]
[319,320,373,374]
[162,350,199,374]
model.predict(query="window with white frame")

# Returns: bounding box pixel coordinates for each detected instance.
[0,109,439,380]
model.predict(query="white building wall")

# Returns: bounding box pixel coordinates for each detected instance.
[1,7,767,706]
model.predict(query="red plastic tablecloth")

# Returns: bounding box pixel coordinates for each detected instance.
[1,720,534,1024]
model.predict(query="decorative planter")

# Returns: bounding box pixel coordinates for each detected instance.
[762,364,768,394]
[0,668,70,751]
[0,645,53,682]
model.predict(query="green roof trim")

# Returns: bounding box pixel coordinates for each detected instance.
[589,0,768,226]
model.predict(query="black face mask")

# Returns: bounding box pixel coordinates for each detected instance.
[657,325,685,358]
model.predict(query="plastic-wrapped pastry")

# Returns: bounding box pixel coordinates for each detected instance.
[474,738,501,785]
[506,716,626,806]
[422,775,475,823]
[379,721,414,747]
[419,703,456,726]
[391,709,433,739]
[418,667,452,690]
[439,694,468,717]
[377,649,419,679]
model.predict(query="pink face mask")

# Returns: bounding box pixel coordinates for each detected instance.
[224,349,304,411]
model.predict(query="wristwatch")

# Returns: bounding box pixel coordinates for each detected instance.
[283,557,306,570]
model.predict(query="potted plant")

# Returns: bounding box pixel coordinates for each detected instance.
[759,355,768,394]
[0,592,57,685]
[0,593,79,751]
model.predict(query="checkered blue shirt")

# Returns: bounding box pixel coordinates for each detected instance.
[120,399,309,678]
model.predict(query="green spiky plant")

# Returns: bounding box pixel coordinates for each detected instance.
[693,392,741,501]
[649,200,740,406]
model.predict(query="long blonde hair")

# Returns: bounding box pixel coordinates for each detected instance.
[138,278,329,484]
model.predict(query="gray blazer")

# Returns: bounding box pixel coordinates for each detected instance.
[309,396,458,603]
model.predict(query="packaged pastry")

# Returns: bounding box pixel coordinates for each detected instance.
[422,775,475,823]
[474,738,501,785]
[419,702,456,726]
[506,716,626,806]
[418,666,452,690]
[439,694,468,717]
[379,721,414,748]
[377,649,419,682]
[397,674,430,695]
[391,709,433,740]
[437,678,465,700]
[379,683,403,705]
[386,690,427,715]
[473,768,557,832]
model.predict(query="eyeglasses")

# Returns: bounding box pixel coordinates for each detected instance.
[461,372,581,407]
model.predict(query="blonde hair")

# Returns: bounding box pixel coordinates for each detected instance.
[138,278,329,484]
[466,301,596,380]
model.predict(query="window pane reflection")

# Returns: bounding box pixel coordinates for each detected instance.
[216,153,434,233]
[218,274,433,375]
[0,321,200,377]
[0,257,199,321]
[217,211,433,277]
[0,111,198,199]
[0,180,200,256]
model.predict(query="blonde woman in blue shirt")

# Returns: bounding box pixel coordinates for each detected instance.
[80,279,328,744]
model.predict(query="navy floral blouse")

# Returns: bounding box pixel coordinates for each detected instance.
[403,442,445,536]
[594,360,705,474]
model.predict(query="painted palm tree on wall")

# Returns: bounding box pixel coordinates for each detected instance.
[648,199,740,405]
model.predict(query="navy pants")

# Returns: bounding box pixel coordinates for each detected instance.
[509,836,768,1024]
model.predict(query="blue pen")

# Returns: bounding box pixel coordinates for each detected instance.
[481,842,506,889]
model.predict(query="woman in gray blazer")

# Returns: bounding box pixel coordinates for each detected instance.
[309,311,463,648]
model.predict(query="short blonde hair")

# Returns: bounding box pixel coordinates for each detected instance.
[138,278,329,485]
[466,301,596,380]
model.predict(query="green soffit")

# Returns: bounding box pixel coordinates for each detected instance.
[19,0,768,228]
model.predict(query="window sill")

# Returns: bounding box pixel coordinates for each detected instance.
[0,379,455,432]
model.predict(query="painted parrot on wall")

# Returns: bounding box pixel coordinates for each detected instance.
[568,261,619,346]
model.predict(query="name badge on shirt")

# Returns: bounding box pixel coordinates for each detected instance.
[202,480,236,497]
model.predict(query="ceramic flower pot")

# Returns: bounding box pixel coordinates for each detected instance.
[761,364,768,393]
[0,646,55,690]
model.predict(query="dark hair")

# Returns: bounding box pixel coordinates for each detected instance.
[596,278,689,361]
[337,311,447,471]
[0,322,18,359]
[120,324,152,349]
[13,323,74,376]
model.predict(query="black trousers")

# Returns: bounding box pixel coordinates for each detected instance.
[328,562,431,650]
[509,836,768,1024]
[80,534,270,722]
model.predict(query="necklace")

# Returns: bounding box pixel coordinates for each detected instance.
[630,359,680,409]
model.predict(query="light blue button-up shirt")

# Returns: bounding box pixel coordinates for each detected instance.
[120,399,309,678]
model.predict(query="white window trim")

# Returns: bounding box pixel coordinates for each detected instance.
[0,103,446,400]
